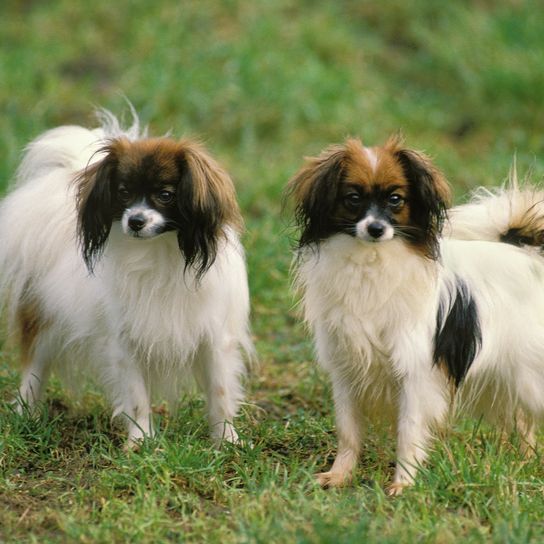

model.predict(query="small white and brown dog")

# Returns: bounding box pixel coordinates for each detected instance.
[0,111,252,448]
[288,136,544,494]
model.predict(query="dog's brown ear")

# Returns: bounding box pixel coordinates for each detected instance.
[287,144,347,248]
[175,140,242,278]
[387,135,451,259]
[75,139,127,273]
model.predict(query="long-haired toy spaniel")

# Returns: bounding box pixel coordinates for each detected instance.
[0,111,252,447]
[288,136,544,494]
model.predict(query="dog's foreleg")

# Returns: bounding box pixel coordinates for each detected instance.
[316,375,362,488]
[195,339,245,445]
[389,372,447,496]
[516,408,537,458]
[104,339,153,449]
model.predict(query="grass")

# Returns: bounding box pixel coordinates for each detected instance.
[1,0,544,541]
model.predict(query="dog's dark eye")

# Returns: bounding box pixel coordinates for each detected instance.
[157,190,175,204]
[118,187,130,202]
[387,193,404,208]
[343,192,362,210]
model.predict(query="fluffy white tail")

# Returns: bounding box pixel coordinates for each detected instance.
[446,166,544,249]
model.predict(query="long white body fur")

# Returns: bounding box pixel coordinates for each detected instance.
[0,118,252,445]
[297,227,544,489]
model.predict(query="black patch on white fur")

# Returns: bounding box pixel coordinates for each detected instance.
[294,160,345,248]
[77,151,118,273]
[394,149,447,260]
[500,227,544,248]
[434,277,482,387]
[175,157,223,279]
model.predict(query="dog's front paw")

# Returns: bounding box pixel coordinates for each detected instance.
[386,482,410,496]
[211,423,239,446]
[123,437,144,452]
[315,471,352,489]
[222,426,240,445]
[519,439,537,459]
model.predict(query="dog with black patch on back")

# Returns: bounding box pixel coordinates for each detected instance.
[288,135,544,495]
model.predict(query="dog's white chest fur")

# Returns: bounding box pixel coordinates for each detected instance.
[105,227,211,360]
[298,235,437,416]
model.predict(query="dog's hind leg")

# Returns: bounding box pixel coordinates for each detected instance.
[15,297,54,413]
[16,333,54,413]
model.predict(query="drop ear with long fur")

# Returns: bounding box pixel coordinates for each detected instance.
[388,136,452,259]
[287,145,347,248]
[76,141,124,273]
[175,140,243,279]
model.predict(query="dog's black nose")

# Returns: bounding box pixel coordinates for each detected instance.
[367,221,385,239]
[128,214,146,231]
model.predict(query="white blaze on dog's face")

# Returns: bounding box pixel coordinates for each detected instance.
[349,144,407,243]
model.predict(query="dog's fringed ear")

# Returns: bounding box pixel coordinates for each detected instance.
[387,136,452,259]
[287,144,347,248]
[176,141,242,279]
[75,141,123,273]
